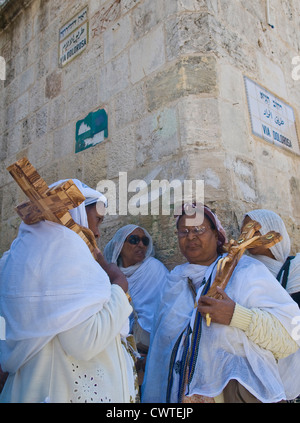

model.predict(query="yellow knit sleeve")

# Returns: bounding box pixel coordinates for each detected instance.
[230,303,299,360]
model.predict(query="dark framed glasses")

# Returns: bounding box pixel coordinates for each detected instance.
[126,234,150,246]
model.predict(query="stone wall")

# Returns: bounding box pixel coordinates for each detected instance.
[0,0,299,267]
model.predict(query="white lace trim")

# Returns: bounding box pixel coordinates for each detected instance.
[69,362,112,403]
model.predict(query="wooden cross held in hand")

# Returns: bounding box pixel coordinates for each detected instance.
[7,157,97,253]
[204,219,283,326]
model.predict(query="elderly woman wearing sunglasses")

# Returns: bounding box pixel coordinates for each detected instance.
[104,225,169,383]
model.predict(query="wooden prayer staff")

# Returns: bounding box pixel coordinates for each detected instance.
[7,157,98,254]
[204,219,283,326]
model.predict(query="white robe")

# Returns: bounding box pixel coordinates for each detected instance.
[0,219,133,403]
[142,255,300,403]
[121,257,169,334]
[104,224,169,335]
[1,285,132,403]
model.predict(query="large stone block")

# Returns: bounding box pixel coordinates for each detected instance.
[106,124,136,178]
[15,91,29,123]
[45,70,62,99]
[230,157,258,203]
[132,0,164,40]
[90,0,121,37]
[67,75,99,121]
[135,107,179,166]
[146,55,217,111]
[52,123,74,159]
[165,13,217,60]
[35,104,48,139]
[81,143,108,189]
[103,13,132,63]
[178,97,221,149]
[129,25,166,84]
[99,52,129,102]
[188,149,230,201]
[114,83,146,129]
[49,95,66,131]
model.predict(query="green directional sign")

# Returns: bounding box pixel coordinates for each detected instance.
[75,109,108,153]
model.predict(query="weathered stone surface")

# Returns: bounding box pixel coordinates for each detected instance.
[290,176,300,220]
[21,116,35,148]
[99,52,129,102]
[231,157,258,203]
[135,107,179,166]
[0,0,299,259]
[106,123,136,178]
[90,0,121,36]
[165,13,217,60]
[132,0,164,40]
[35,105,48,139]
[45,70,62,99]
[146,55,217,111]
[67,75,99,121]
[178,97,221,149]
[15,91,29,123]
[103,13,132,63]
[129,24,166,84]
[114,83,146,129]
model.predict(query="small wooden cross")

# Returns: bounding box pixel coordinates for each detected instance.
[204,219,282,326]
[7,157,97,253]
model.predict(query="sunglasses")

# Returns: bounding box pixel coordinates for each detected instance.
[126,234,150,246]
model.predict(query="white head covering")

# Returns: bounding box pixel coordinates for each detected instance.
[244,209,300,295]
[0,180,110,373]
[245,209,290,262]
[104,225,168,333]
[49,179,107,229]
[104,224,154,265]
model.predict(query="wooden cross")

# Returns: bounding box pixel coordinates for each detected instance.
[205,219,282,326]
[7,157,97,253]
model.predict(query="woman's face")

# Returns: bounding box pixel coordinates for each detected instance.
[120,228,149,268]
[86,203,104,239]
[241,215,275,259]
[177,214,219,265]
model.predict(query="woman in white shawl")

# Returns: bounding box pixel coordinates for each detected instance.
[142,204,300,403]
[104,225,169,383]
[242,209,300,307]
[0,179,137,403]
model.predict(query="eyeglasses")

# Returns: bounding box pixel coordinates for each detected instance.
[176,226,210,238]
[126,234,150,246]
